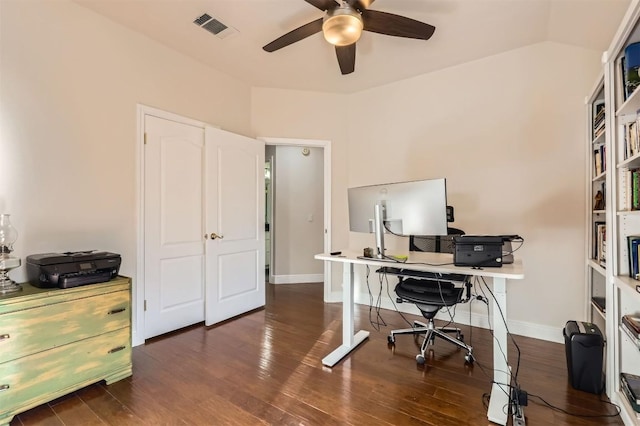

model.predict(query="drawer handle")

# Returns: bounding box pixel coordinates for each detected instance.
[0,334,9,341]
[0,384,9,392]
[108,307,126,315]
[108,345,126,354]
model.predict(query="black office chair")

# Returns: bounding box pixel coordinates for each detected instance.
[387,228,474,365]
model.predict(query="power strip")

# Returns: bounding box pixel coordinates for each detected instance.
[512,388,527,426]
[513,405,526,426]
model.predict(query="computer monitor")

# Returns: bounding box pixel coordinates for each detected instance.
[348,178,448,259]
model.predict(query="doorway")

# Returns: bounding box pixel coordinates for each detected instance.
[260,137,332,302]
[265,158,272,278]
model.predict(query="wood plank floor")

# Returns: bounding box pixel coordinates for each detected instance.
[11,282,623,425]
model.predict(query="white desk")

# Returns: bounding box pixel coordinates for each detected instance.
[315,250,524,426]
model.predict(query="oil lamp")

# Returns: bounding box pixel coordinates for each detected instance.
[0,214,21,294]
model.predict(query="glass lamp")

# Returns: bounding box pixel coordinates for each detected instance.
[0,214,21,294]
[322,6,363,46]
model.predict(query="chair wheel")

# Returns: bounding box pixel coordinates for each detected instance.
[465,353,474,364]
[387,335,395,344]
[416,354,425,364]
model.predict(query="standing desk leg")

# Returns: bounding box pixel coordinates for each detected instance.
[322,262,370,367]
[487,277,512,425]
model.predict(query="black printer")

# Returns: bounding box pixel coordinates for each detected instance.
[453,235,504,267]
[26,251,121,289]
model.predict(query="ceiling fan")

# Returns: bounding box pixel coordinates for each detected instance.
[263,0,436,75]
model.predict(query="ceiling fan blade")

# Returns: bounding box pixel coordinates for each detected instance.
[335,44,356,75]
[304,0,340,11]
[263,18,324,52]
[362,10,435,40]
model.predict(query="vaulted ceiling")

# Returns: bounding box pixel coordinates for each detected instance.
[74,0,630,93]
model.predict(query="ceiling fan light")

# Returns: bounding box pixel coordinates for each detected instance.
[322,7,363,46]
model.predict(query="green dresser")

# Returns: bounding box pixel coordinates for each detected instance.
[0,276,132,425]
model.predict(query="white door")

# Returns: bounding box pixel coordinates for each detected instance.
[205,126,265,325]
[144,116,206,339]
[144,115,264,338]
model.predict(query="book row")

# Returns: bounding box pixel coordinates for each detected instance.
[593,144,606,176]
[593,99,605,140]
[619,168,640,211]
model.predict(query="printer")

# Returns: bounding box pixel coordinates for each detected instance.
[26,251,121,289]
[453,235,521,267]
[453,236,504,267]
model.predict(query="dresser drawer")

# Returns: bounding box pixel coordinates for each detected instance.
[0,327,131,415]
[0,289,129,363]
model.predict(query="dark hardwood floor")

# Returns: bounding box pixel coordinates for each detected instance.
[11,283,622,425]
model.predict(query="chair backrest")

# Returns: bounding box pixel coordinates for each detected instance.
[409,227,465,254]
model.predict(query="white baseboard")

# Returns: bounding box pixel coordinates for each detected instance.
[271,273,324,284]
[132,331,143,347]
[325,290,564,344]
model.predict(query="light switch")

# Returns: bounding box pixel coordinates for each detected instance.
[307,214,313,222]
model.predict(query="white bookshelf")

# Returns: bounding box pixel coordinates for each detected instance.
[592,1,640,423]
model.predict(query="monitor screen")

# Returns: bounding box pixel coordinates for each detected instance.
[348,178,448,237]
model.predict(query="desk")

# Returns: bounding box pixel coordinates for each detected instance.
[315,250,524,426]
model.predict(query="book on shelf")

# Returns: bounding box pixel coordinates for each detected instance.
[621,168,640,211]
[592,296,606,313]
[594,222,606,267]
[628,235,640,279]
[594,99,605,116]
[626,121,639,160]
[622,55,630,101]
[621,169,631,210]
[623,315,640,337]
[621,320,640,350]
[593,145,606,176]
[634,170,640,210]
[593,104,605,139]
[594,149,602,176]
[621,372,640,408]
[625,42,640,99]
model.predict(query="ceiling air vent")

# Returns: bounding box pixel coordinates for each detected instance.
[193,13,238,40]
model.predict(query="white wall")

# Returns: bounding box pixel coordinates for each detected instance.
[253,42,602,342]
[0,1,252,339]
[271,146,324,281]
[347,42,602,341]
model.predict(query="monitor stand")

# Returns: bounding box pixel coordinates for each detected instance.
[374,202,386,259]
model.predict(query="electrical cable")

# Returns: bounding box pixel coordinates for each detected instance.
[374,271,387,327]
[473,266,621,423]
[527,393,621,418]
[480,276,522,385]
[365,265,385,331]
[372,232,531,411]
[382,271,415,328]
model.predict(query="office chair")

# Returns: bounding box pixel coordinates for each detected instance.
[387,228,474,365]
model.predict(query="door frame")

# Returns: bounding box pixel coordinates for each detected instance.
[259,137,332,302]
[135,104,219,346]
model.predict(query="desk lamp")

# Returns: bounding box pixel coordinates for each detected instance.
[0,214,21,294]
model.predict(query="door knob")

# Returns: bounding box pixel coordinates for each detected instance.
[210,233,224,240]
